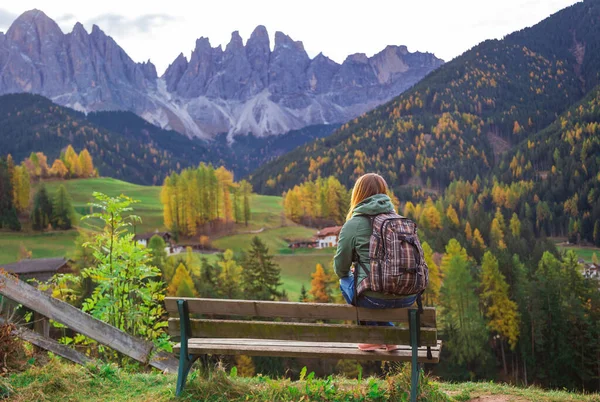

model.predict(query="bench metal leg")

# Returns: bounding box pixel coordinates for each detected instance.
[176,299,198,397]
[409,309,420,402]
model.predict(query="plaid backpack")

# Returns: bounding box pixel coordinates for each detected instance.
[355,212,429,297]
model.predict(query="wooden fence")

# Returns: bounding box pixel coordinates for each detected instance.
[0,273,178,372]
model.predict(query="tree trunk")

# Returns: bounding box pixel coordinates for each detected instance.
[524,358,528,387]
[501,337,507,375]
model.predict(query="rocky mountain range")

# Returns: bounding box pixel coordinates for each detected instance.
[0,10,443,139]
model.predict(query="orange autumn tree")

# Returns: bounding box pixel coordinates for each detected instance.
[309,263,330,303]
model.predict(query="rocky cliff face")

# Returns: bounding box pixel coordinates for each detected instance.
[0,10,444,138]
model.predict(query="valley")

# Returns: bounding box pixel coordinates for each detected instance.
[0,177,335,299]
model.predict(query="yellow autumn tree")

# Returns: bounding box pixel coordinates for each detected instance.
[78,149,94,178]
[422,242,441,305]
[215,166,234,222]
[50,159,69,178]
[509,213,521,237]
[480,251,520,373]
[490,218,506,250]
[465,222,473,243]
[234,355,255,377]
[473,228,486,249]
[446,205,460,227]
[168,263,198,297]
[309,264,330,303]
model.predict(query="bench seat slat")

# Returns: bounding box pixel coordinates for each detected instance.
[173,339,442,363]
[168,318,437,346]
[164,298,436,327]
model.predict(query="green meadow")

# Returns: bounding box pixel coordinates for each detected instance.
[2,178,334,299]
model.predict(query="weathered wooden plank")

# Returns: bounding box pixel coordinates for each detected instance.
[168,318,437,346]
[0,274,179,372]
[149,350,179,373]
[0,317,93,366]
[164,298,436,327]
[173,339,442,363]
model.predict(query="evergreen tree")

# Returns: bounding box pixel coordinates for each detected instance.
[241,236,282,300]
[51,184,75,230]
[168,262,198,297]
[440,239,490,376]
[299,284,309,302]
[0,158,20,230]
[31,185,53,231]
[148,235,168,272]
[218,249,242,299]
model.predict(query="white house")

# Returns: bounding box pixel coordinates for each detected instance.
[315,226,342,249]
[133,231,174,254]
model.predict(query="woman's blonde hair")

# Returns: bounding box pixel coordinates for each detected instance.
[346,173,388,221]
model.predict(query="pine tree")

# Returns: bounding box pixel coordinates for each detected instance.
[218,249,242,299]
[51,184,75,230]
[299,284,309,302]
[148,235,168,272]
[480,251,520,374]
[0,158,20,231]
[309,264,330,303]
[241,236,282,300]
[440,239,489,369]
[176,278,197,297]
[168,262,198,296]
[509,213,521,237]
[31,185,53,231]
[240,180,252,226]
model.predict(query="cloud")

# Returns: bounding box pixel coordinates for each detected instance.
[87,13,176,35]
[0,8,17,31]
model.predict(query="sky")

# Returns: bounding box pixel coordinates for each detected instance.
[0,0,582,75]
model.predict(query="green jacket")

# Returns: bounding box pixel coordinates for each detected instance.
[333,193,401,299]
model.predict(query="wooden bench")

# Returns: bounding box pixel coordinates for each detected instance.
[165,297,441,402]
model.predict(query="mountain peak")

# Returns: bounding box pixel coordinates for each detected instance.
[250,25,269,39]
[7,9,63,41]
[71,22,88,36]
[274,31,305,52]
[226,30,244,51]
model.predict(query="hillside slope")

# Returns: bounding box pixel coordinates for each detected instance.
[250,0,600,195]
[0,94,337,184]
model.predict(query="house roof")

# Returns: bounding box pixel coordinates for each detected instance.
[1,257,68,275]
[134,231,172,241]
[316,226,342,238]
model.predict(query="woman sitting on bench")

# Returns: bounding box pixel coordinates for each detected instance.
[334,173,426,351]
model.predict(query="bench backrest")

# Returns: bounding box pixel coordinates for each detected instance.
[165,298,437,346]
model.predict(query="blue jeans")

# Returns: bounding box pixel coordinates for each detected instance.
[339,273,417,326]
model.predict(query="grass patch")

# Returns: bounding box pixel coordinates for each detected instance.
[0,230,78,265]
[213,226,318,254]
[41,178,165,233]
[557,245,600,263]
[275,252,335,300]
[3,358,454,402]
[440,381,600,401]
[5,358,600,401]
